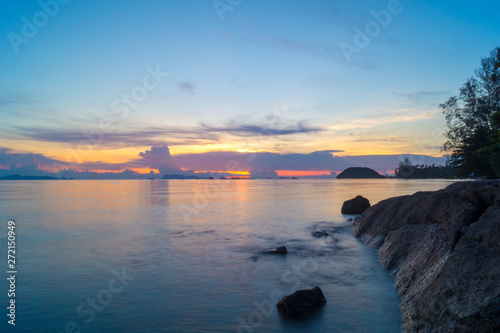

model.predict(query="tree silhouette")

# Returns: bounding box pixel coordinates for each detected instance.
[395,158,455,179]
[441,47,500,178]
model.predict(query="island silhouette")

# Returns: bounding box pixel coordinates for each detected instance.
[336,167,384,179]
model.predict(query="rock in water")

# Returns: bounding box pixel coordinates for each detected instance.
[341,195,371,214]
[263,246,287,254]
[353,181,500,332]
[311,227,341,239]
[277,286,326,319]
[311,230,330,238]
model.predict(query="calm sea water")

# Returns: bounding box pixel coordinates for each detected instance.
[0,179,455,332]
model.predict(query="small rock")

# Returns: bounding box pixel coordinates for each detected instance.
[347,218,353,222]
[341,195,371,214]
[263,246,287,254]
[312,227,340,238]
[312,230,331,238]
[277,286,326,319]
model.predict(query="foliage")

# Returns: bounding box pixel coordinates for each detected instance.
[395,158,455,179]
[441,47,500,178]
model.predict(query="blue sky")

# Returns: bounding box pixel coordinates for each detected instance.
[0,0,499,175]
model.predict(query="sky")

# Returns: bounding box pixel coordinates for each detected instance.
[1,0,499,177]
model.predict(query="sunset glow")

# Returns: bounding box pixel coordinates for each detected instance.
[2,2,498,332]
[1,1,498,179]
[276,170,333,177]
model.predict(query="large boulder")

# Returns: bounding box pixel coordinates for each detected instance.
[341,195,371,214]
[276,286,326,319]
[353,181,500,332]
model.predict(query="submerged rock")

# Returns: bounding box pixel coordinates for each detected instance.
[263,246,287,255]
[277,286,326,319]
[353,181,500,332]
[312,230,332,238]
[312,227,341,239]
[341,195,371,214]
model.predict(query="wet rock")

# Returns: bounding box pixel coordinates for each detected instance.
[263,246,287,255]
[277,286,326,319]
[353,181,500,332]
[312,230,331,238]
[347,217,353,222]
[341,195,371,214]
[312,226,341,239]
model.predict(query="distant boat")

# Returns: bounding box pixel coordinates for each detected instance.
[291,177,298,179]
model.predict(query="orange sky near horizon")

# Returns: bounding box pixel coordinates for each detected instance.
[2,1,497,180]
[8,136,445,167]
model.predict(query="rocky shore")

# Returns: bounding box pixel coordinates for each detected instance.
[352,181,500,332]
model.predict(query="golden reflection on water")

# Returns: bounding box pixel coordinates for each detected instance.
[3,178,457,230]
[0,178,460,332]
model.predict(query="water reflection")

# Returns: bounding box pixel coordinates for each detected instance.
[142,179,170,207]
[0,179,456,332]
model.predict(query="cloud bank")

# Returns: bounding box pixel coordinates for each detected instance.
[0,146,447,179]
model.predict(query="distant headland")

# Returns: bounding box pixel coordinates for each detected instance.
[336,167,384,179]
[162,174,201,180]
[0,174,61,180]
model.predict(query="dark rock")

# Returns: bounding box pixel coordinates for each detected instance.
[341,195,371,214]
[336,167,384,179]
[353,181,500,332]
[277,286,326,319]
[312,230,330,238]
[312,227,340,239]
[347,217,353,222]
[263,246,287,255]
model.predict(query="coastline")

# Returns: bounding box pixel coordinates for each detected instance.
[352,181,500,332]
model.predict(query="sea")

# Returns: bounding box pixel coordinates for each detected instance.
[0,179,456,333]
